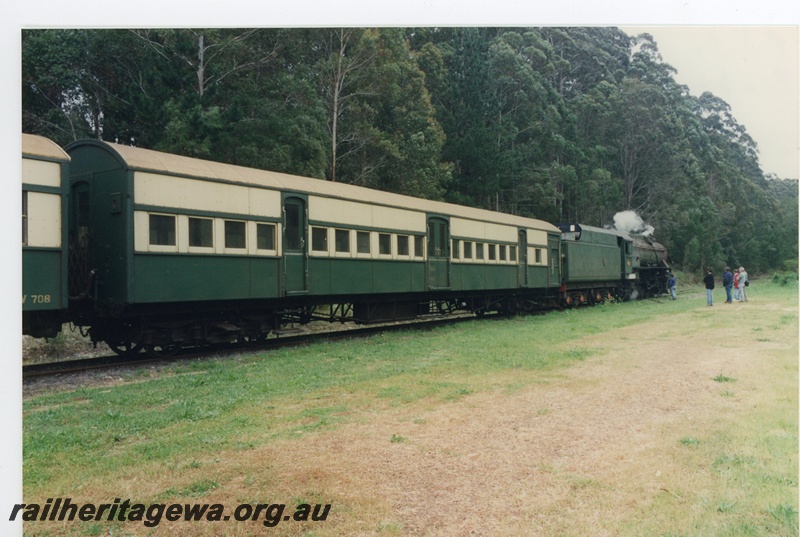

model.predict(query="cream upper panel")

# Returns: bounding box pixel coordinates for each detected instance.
[526,229,548,246]
[248,188,281,218]
[309,197,373,227]
[135,172,280,218]
[26,192,61,248]
[22,158,61,188]
[372,205,425,232]
[451,218,518,243]
[106,141,558,233]
[309,196,426,233]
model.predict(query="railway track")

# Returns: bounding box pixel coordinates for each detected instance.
[23,314,482,380]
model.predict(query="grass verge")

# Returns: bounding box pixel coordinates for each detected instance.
[21,278,798,535]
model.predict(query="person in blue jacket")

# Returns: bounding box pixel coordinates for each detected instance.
[667,272,677,300]
[723,267,734,303]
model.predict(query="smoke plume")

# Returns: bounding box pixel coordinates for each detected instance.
[611,210,655,236]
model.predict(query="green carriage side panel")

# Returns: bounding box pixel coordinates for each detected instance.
[307,258,332,295]
[307,258,424,297]
[22,249,64,310]
[410,262,426,292]
[249,258,282,297]
[309,257,376,295]
[485,265,517,289]
[454,264,480,291]
[132,254,280,303]
[453,264,518,291]
[527,265,549,289]
[372,259,419,294]
[449,262,462,290]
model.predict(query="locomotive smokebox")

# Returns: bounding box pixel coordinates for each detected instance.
[632,235,669,268]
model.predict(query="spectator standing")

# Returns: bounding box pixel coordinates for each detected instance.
[703,267,715,306]
[733,269,740,301]
[739,266,749,302]
[723,267,734,303]
[667,272,677,300]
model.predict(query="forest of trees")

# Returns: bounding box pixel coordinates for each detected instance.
[22,27,798,275]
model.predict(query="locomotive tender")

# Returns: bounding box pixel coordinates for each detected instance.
[22,135,669,356]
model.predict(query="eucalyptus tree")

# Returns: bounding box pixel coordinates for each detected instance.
[22,29,144,145]
[416,27,504,208]
[316,28,378,183]
[359,28,451,198]
[410,28,578,220]
[314,28,449,197]
[201,28,328,176]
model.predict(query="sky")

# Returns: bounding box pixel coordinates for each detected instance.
[1,2,799,534]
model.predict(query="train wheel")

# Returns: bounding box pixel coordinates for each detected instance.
[143,343,180,358]
[107,340,143,357]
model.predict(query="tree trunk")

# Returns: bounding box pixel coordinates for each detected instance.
[197,34,205,97]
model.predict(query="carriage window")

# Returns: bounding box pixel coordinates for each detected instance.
[149,214,176,246]
[22,191,28,245]
[312,227,328,252]
[357,231,371,254]
[451,239,460,260]
[378,233,392,255]
[510,245,517,262]
[397,235,409,256]
[257,223,276,250]
[463,241,472,259]
[476,242,484,260]
[499,245,507,261]
[535,249,542,263]
[488,244,496,261]
[414,236,424,258]
[284,202,302,250]
[335,229,350,253]
[189,217,213,248]
[76,189,90,243]
[225,220,246,249]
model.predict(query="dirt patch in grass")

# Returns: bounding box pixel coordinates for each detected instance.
[201,299,797,536]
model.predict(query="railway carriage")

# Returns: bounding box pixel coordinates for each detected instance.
[22,134,70,338]
[65,139,562,355]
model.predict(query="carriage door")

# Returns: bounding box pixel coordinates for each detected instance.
[282,195,308,295]
[517,229,528,287]
[426,216,450,289]
[68,182,92,299]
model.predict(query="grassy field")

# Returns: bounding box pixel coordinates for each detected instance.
[20,277,798,536]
